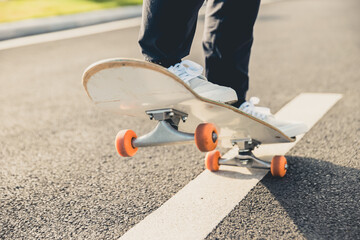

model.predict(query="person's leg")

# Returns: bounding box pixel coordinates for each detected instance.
[203,0,261,106]
[139,0,204,68]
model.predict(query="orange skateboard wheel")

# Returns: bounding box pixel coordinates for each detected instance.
[205,150,220,172]
[270,155,287,177]
[195,123,218,152]
[115,129,138,157]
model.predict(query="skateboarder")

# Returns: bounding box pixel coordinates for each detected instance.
[138,0,307,137]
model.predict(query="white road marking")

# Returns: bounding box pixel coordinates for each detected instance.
[0,17,142,51]
[119,93,342,240]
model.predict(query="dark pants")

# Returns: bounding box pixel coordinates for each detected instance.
[138,0,261,106]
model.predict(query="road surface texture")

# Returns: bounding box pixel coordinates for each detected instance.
[0,0,359,239]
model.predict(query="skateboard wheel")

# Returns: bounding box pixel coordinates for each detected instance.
[115,129,138,157]
[205,150,220,172]
[270,155,287,177]
[195,123,218,152]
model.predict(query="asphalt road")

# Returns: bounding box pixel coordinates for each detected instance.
[1,0,359,239]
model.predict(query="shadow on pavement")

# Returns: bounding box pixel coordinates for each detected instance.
[262,156,360,239]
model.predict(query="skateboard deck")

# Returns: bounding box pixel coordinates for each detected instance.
[83,58,294,148]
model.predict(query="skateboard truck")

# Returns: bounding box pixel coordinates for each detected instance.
[134,109,193,147]
[205,139,288,177]
[223,139,271,168]
[145,108,188,130]
[115,108,219,157]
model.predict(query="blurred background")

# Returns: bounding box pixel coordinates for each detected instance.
[0,0,142,23]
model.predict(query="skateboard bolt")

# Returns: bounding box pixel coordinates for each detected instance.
[169,112,174,117]
[212,132,218,143]
[285,164,288,170]
[182,116,187,122]
[149,115,154,120]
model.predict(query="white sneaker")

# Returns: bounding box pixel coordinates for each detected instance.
[239,97,308,137]
[168,60,238,104]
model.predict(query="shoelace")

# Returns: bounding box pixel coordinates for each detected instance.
[239,97,272,121]
[168,60,204,84]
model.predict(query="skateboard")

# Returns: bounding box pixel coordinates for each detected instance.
[83,58,295,177]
